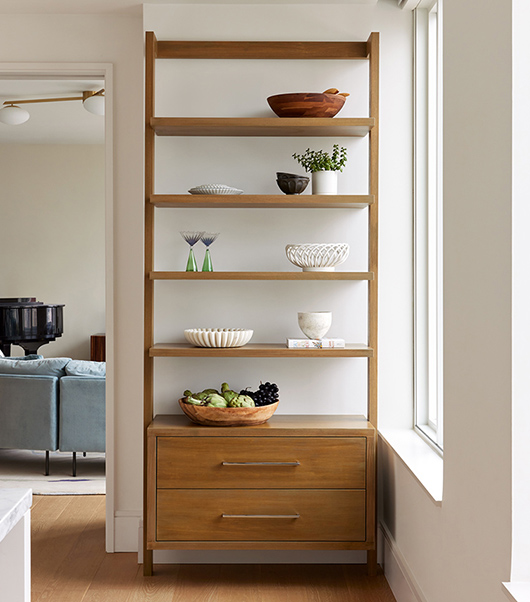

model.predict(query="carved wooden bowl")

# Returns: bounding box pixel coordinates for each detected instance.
[267,93,346,118]
[179,399,279,427]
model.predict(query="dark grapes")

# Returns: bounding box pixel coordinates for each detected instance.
[240,381,279,407]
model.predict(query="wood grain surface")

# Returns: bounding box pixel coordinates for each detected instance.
[178,399,279,427]
[157,436,366,489]
[150,271,374,281]
[156,489,365,542]
[150,193,374,209]
[148,414,376,437]
[156,40,369,60]
[149,343,373,358]
[150,117,374,137]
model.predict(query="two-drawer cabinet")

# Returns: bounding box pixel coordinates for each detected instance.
[147,414,376,552]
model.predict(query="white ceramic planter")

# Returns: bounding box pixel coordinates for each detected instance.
[311,170,338,195]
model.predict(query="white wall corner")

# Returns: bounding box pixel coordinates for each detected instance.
[380,522,427,602]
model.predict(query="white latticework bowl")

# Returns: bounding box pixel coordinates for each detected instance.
[285,243,350,272]
[184,328,253,348]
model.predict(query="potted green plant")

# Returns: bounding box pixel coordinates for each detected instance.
[292,144,347,195]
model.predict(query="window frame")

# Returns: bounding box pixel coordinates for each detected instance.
[413,0,444,452]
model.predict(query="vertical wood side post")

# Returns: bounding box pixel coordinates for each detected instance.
[143,30,157,577]
[367,30,379,577]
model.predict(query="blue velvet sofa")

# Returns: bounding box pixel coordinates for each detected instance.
[0,355,105,476]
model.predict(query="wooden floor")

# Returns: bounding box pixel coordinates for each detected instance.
[31,495,396,602]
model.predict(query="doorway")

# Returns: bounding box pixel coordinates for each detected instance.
[0,64,114,551]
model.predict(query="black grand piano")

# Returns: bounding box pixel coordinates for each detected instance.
[0,298,64,357]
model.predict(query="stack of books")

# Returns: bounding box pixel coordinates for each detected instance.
[286,338,346,349]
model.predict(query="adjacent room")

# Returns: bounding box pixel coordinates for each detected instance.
[0,76,106,492]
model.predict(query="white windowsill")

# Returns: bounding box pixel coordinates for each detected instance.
[378,427,443,504]
[503,582,530,602]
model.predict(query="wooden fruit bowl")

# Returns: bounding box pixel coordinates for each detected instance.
[179,399,279,427]
[267,92,345,118]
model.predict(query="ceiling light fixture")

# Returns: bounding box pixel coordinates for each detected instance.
[82,91,105,116]
[0,89,105,125]
[0,104,30,125]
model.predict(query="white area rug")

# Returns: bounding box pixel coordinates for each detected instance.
[0,449,105,495]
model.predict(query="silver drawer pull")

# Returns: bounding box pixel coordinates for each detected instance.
[222,514,300,519]
[221,461,300,466]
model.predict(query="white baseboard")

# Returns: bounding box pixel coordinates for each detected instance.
[114,512,141,552]
[380,522,427,602]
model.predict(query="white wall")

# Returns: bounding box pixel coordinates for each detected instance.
[380,1,513,601]
[0,13,145,551]
[145,0,413,561]
[0,144,105,359]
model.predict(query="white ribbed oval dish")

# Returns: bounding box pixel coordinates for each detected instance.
[285,243,350,272]
[184,328,254,348]
[188,184,243,195]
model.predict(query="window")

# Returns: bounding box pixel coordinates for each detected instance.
[413,0,443,451]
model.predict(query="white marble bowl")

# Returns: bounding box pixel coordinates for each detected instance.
[285,243,349,271]
[298,312,332,340]
[184,328,253,348]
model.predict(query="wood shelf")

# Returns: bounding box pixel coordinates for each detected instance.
[151,194,373,209]
[150,343,373,358]
[148,414,376,438]
[150,271,373,281]
[155,41,369,61]
[150,117,374,137]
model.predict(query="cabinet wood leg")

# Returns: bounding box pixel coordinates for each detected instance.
[367,549,378,576]
[143,549,153,576]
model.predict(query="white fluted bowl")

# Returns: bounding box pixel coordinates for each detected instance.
[285,243,350,272]
[188,184,243,195]
[184,328,253,348]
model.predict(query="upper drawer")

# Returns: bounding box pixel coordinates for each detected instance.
[157,436,366,489]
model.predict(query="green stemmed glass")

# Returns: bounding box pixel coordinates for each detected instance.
[200,232,220,272]
[180,231,205,272]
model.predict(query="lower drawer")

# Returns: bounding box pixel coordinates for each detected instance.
[156,489,365,542]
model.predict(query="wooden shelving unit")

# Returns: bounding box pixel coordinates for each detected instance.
[144,32,379,577]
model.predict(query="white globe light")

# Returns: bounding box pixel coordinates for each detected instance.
[83,94,105,116]
[0,105,30,125]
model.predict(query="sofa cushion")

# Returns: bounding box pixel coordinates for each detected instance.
[65,360,106,378]
[59,376,106,452]
[0,357,71,377]
[0,374,59,451]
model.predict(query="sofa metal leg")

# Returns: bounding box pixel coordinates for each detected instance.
[72,452,77,477]
[45,450,50,476]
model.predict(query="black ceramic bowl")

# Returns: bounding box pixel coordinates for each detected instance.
[277,172,309,180]
[276,177,310,195]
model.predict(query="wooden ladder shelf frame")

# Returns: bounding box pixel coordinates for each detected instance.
[144,31,379,577]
